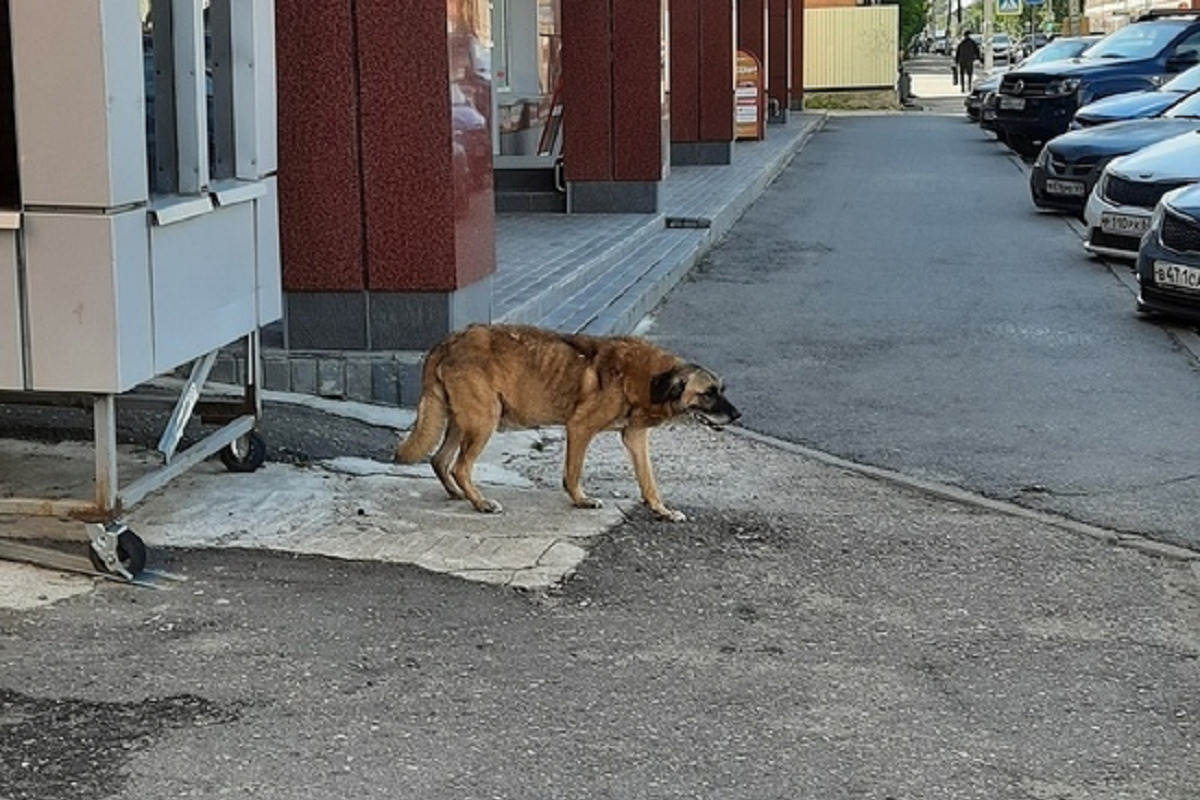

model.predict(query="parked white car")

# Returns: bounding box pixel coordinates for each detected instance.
[991,32,1012,63]
[1084,129,1200,259]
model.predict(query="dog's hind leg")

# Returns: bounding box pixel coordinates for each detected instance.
[621,426,686,522]
[451,418,503,514]
[431,419,464,499]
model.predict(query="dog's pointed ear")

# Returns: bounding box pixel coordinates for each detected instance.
[650,368,687,405]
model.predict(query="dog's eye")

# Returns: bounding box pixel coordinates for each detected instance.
[704,387,718,398]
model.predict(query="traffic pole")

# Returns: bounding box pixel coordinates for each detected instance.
[984,0,995,73]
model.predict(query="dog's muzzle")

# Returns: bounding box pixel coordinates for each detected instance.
[692,406,740,431]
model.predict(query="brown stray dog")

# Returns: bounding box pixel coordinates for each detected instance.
[394,324,740,521]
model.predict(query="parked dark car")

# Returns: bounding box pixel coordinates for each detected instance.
[974,35,1103,127]
[1072,62,1200,128]
[1031,88,1200,217]
[1016,33,1050,61]
[993,12,1200,156]
[1136,182,1200,321]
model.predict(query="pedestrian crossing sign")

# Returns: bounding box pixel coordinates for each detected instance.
[997,0,1022,14]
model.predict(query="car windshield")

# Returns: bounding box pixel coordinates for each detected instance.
[1084,21,1188,60]
[1161,62,1200,92]
[1163,88,1200,118]
[1025,37,1097,65]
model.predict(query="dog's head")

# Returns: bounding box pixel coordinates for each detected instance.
[650,364,741,430]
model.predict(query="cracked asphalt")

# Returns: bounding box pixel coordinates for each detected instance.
[1,411,1199,799]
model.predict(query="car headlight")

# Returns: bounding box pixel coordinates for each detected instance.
[1151,186,1191,232]
[1150,200,1167,233]
[1045,77,1082,97]
[1034,146,1050,168]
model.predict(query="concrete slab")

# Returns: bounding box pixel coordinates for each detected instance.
[0,424,624,609]
[0,561,93,610]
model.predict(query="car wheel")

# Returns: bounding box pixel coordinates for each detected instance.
[1007,134,1041,158]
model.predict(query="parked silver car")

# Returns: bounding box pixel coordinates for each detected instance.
[1084,130,1200,259]
[991,32,1013,63]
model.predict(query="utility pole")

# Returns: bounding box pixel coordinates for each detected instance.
[984,0,995,72]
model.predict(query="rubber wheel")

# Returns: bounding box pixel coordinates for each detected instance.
[88,528,148,577]
[1008,134,1041,158]
[220,431,267,473]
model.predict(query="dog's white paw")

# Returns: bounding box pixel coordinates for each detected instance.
[655,507,687,523]
[476,499,504,514]
[574,497,605,510]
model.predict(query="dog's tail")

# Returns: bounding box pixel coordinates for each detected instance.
[394,345,449,463]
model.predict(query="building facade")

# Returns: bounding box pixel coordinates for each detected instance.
[274,0,807,352]
[1086,0,1200,32]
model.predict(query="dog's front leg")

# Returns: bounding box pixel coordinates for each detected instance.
[563,424,604,510]
[621,426,686,522]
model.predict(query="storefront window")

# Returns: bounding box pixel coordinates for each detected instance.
[143,0,238,196]
[0,0,20,209]
[492,0,560,157]
[537,0,560,98]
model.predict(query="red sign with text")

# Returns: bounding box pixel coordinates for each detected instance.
[735,50,764,141]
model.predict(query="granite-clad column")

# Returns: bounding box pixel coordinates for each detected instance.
[561,0,668,213]
[738,0,767,71]
[670,0,735,166]
[790,0,805,110]
[766,0,792,123]
[276,0,495,351]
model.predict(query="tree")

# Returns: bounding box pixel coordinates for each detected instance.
[892,0,932,53]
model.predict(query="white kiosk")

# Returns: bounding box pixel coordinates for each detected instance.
[0,0,281,578]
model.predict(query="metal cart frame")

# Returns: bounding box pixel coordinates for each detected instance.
[0,333,267,579]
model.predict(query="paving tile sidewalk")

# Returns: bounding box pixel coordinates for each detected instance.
[251,114,826,403]
[494,113,826,333]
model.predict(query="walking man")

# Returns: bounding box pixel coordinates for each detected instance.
[955,30,982,93]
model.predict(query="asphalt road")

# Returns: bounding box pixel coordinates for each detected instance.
[2,421,1198,800]
[645,107,1200,552]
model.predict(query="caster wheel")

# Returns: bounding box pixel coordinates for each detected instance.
[88,526,147,578]
[220,431,266,473]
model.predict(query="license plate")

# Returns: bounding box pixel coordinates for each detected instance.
[999,96,1025,110]
[1154,260,1200,293]
[1100,212,1150,236]
[1045,179,1085,197]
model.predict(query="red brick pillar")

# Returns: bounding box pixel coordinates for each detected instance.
[738,0,768,72]
[562,0,668,213]
[791,0,805,109]
[670,0,736,165]
[275,0,495,350]
[767,0,792,122]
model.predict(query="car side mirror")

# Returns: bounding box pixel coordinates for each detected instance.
[1168,50,1200,71]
